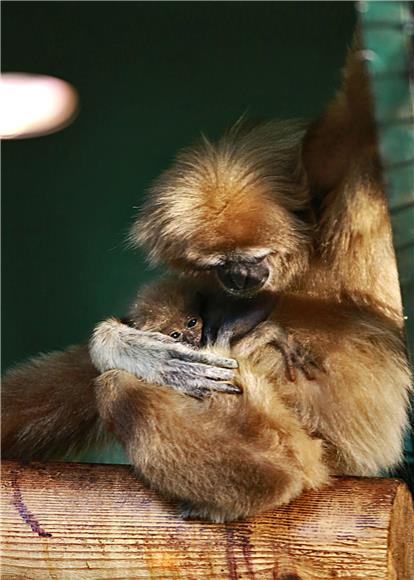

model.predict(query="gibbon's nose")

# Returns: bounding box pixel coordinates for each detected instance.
[216,262,270,295]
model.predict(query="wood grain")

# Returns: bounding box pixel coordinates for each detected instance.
[1,461,413,579]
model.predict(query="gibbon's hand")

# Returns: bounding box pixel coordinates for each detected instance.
[235,321,325,382]
[273,333,325,383]
[89,319,240,399]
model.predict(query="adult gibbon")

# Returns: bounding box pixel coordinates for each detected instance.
[2,38,411,520]
[92,39,412,486]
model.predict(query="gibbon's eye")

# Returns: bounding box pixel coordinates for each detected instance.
[187,318,198,329]
[170,331,182,340]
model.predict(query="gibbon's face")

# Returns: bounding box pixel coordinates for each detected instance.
[127,277,204,347]
[193,249,272,298]
[124,312,203,348]
[216,259,270,297]
[164,315,203,348]
[178,239,309,298]
[137,223,310,298]
[131,121,311,297]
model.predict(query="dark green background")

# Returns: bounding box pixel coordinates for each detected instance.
[2,1,356,372]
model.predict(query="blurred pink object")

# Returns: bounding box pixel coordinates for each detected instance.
[0,73,78,139]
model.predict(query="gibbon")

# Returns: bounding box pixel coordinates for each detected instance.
[2,38,412,520]
[94,39,411,482]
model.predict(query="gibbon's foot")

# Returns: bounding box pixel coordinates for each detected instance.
[272,334,325,382]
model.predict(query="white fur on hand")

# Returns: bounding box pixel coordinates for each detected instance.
[89,318,239,398]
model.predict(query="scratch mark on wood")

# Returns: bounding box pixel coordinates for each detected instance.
[225,526,239,579]
[10,469,52,538]
[240,534,256,578]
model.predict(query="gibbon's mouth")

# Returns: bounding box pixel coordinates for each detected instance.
[201,288,275,346]
[215,261,270,297]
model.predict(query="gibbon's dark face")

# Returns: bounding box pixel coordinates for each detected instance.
[131,121,312,296]
[168,315,203,348]
[123,312,203,348]
[184,244,307,298]
[215,256,270,297]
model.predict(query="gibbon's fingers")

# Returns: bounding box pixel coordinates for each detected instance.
[167,359,236,382]
[171,346,238,369]
[163,359,241,396]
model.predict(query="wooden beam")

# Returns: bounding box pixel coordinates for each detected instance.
[1,461,413,579]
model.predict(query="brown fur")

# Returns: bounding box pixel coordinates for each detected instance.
[95,45,412,515]
[1,279,202,460]
[131,121,311,293]
[235,297,409,476]
[127,277,202,336]
[1,345,104,460]
[302,37,402,315]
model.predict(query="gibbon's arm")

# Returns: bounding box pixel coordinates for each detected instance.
[303,35,403,315]
[1,278,238,460]
[1,324,238,461]
[1,344,103,460]
[95,361,328,523]
[89,318,240,399]
[243,296,412,477]
[303,35,377,195]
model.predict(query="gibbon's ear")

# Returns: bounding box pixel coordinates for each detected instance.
[129,121,312,271]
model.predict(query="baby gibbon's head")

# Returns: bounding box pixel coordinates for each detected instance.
[126,277,203,348]
[131,121,312,297]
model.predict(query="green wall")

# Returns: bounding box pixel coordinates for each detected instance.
[2,2,356,371]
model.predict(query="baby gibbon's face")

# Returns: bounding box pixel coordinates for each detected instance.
[124,312,203,349]
[165,315,203,348]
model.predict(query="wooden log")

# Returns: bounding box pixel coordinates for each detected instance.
[1,461,413,579]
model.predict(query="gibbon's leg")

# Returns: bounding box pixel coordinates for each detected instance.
[95,363,328,523]
[1,345,104,460]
